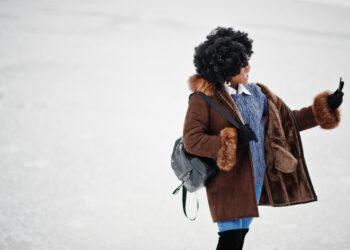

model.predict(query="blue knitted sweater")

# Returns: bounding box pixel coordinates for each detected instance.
[227,83,268,186]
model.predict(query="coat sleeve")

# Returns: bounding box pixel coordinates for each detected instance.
[182,93,238,171]
[281,90,341,132]
[273,94,317,132]
[292,106,318,131]
[257,82,341,131]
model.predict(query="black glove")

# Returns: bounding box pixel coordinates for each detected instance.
[237,123,258,149]
[327,77,344,110]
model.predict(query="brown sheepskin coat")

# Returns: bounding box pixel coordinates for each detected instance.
[183,74,341,222]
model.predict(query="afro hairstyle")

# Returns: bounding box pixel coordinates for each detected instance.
[193,26,254,85]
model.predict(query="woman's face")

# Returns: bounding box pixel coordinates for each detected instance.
[230,63,250,85]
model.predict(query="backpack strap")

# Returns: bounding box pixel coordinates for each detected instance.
[189,91,242,129]
[182,187,199,221]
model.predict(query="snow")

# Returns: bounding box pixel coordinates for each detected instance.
[0,0,349,249]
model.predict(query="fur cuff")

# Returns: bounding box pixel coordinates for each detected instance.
[217,127,238,171]
[311,91,341,129]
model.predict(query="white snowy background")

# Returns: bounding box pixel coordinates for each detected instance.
[0,0,349,249]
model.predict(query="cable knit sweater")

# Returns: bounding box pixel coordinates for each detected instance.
[224,83,268,185]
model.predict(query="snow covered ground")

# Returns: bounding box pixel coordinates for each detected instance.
[0,0,349,249]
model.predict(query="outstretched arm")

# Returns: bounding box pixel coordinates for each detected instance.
[289,90,341,132]
[257,81,342,132]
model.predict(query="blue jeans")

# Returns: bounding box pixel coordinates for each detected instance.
[217,185,263,232]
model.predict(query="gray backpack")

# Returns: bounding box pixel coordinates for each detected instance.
[171,91,241,220]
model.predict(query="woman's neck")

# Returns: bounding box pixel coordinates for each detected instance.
[229,82,239,91]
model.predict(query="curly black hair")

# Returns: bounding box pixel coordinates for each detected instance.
[193,26,254,85]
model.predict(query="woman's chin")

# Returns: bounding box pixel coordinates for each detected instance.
[240,77,249,84]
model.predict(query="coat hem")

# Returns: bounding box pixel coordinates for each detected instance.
[212,197,318,223]
[258,196,318,207]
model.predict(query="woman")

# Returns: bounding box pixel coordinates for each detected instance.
[182,27,344,250]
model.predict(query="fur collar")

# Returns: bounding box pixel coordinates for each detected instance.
[188,74,278,104]
[188,74,217,96]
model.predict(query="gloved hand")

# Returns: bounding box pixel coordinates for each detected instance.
[237,123,258,149]
[327,77,344,110]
